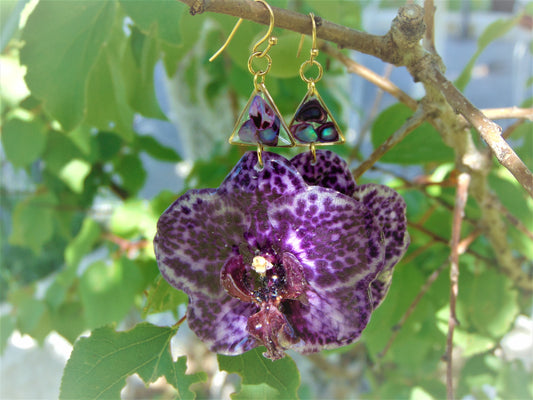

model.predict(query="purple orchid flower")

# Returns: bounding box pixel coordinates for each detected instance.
[154,150,409,360]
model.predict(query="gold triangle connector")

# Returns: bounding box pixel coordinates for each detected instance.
[288,84,345,147]
[229,83,295,148]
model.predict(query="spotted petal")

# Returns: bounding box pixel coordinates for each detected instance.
[219,151,307,198]
[155,189,249,298]
[353,184,410,309]
[290,150,356,196]
[267,188,386,352]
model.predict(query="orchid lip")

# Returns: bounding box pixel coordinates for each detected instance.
[220,251,308,360]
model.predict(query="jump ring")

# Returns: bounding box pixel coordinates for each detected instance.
[299,59,323,84]
[248,51,272,77]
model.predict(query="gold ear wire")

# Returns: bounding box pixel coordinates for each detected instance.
[209,18,244,62]
[299,13,323,85]
[209,0,276,62]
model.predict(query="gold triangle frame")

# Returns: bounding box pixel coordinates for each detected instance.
[229,83,295,148]
[288,85,345,147]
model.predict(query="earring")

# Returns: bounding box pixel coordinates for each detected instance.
[210,0,295,161]
[288,13,344,159]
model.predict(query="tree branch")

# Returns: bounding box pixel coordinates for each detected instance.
[425,69,533,198]
[180,0,428,65]
[182,0,393,59]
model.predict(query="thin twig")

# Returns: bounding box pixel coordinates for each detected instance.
[502,118,528,140]
[446,171,471,400]
[322,44,418,111]
[352,107,426,179]
[491,193,533,241]
[103,233,149,257]
[400,240,440,265]
[457,229,481,255]
[423,0,437,55]
[482,107,533,121]
[353,63,395,156]
[408,222,492,264]
[379,260,448,359]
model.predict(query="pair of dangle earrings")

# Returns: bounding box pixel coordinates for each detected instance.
[210,0,345,163]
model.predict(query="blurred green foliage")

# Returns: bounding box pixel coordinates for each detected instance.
[1,0,532,399]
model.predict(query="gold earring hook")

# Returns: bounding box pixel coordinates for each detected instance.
[209,0,277,62]
[298,12,323,86]
[296,13,317,58]
[309,13,317,52]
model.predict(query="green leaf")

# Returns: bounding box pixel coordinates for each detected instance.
[14,294,49,340]
[455,16,519,91]
[79,257,143,329]
[85,19,135,141]
[458,267,519,339]
[137,135,182,162]
[1,118,47,167]
[58,159,91,194]
[43,218,102,313]
[95,131,123,161]
[436,308,496,357]
[0,314,15,355]
[115,153,147,195]
[218,348,300,399]
[515,122,533,170]
[167,356,207,400]
[122,27,166,119]
[151,189,179,216]
[20,1,116,131]
[457,354,500,398]
[143,275,188,317]
[110,198,157,239]
[232,383,282,400]
[65,218,102,269]
[371,103,454,164]
[489,168,532,229]
[267,32,308,79]
[60,322,205,400]
[160,8,205,75]
[43,131,85,174]
[50,302,86,344]
[119,0,185,45]
[310,1,361,30]
[362,259,426,359]
[497,360,533,400]
[9,191,56,254]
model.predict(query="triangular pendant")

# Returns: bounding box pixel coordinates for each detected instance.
[229,84,295,148]
[288,85,345,146]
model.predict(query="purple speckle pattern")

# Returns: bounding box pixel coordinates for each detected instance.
[353,184,410,309]
[154,150,409,359]
[290,150,356,196]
